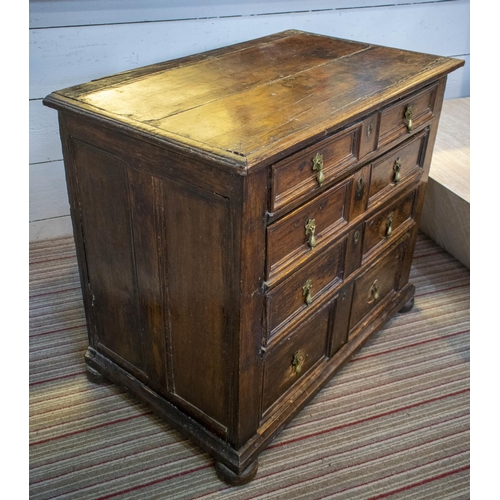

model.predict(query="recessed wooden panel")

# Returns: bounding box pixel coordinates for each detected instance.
[369,130,427,206]
[350,235,408,332]
[362,189,416,259]
[162,179,234,433]
[378,82,438,148]
[127,169,167,389]
[262,299,332,415]
[266,237,345,340]
[71,140,144,370]
[267,178,351,282]
[271,124,360,211]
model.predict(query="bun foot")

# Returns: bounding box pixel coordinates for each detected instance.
[215,460,258,486]
[86,364,108,384]
[399,296,415,314]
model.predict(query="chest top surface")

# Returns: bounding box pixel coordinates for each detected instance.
[44,30,463,170]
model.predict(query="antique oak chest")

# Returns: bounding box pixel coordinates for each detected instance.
[44,30,464,485]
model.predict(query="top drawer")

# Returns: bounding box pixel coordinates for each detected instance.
[271,123,361,212]
[378,82,438,148]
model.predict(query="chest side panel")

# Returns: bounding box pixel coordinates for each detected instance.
[61,114,241,438]
[67,139,165,385]
[161,179,237,434]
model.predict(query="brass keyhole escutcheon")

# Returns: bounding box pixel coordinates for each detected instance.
[302,279,313,305]
[312,152,325,186]
[405,105,413,133]
[370,280,380,302]
[385,212,394,237]
[393,158,402,184]
[366,122,373,138]
[353,230,360,245]
[292,350,306,375]
[305,218,317,249]
[355,176,365,199]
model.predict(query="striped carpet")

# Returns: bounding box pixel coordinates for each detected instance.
[29,232,470,499]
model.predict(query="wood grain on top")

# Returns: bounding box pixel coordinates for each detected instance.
[44,30,464,169]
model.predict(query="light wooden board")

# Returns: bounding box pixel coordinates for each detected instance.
[30,99,63,164]
[29,0,458,29]
[29,161,70,221]
[29,215,73,241]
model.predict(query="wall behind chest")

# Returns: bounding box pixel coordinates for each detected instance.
[29,0,470,241]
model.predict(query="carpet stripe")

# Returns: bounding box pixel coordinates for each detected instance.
[196,438,468,500]
[288,367,469,430]
[271,388,469,449]
[29,371,85,387]
[30,254,78,265]
[30,412,154,447]
[29,232,469,499]
[351,329,469,361]
[367,465,470,500]
[191,414,469,499]
[30,363,467,438]
[415,283,469,298]
[29,324,87,338]
[92,464,213,500]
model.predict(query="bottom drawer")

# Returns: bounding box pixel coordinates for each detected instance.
[261,284,353,417]
[262,298,331,416]
[349,233,410,333]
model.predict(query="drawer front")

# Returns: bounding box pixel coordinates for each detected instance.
[368,130,428,207]
[378,83,438,148]
[262,298,332,415]
[266,236,346,341]
[271,123,360,211]
[267,178,351,281]
[362,189,416,259]
[349,234,409,332]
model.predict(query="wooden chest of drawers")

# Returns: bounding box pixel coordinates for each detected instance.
[43,30,463,485]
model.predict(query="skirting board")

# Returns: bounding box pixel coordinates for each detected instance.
[30,216,73,242]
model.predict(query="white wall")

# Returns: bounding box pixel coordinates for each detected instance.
[29,0,470,241]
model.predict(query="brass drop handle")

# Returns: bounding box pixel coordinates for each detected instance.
[393,158,402,184]
[302,279,313,305]
[405,105,413,133]
[312,152,325,186]
[305,218,317,249]
[370,280,380,301]
[292,350,306,375]
[386,212,394,237]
